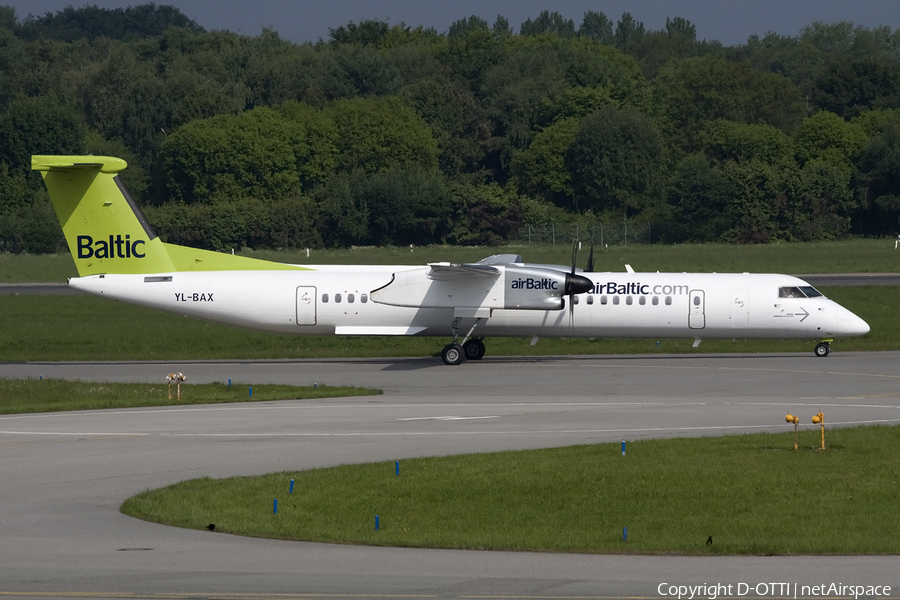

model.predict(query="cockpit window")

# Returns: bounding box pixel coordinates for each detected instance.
[799,286,822,298]
[779,286,823,299]
[779,287,804,298]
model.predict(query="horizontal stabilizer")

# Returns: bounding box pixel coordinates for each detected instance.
[32,155,127,173]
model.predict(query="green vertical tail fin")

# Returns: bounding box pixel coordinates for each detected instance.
[33,155,305,276]
[33,155,175,276]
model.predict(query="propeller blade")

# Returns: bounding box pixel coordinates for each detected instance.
[568,239,579,326]
[570,238,578,275]
[586,242,594,273]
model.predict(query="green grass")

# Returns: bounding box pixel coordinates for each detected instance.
[0,378,381,414]
[121,424,900,555]
[0,286,895,362]
[3,239,900,284]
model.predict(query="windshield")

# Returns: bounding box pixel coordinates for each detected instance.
[779,286,824,299]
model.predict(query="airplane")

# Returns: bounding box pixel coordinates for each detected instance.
[33,155,870,365]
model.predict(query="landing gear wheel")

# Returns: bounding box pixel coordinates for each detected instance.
[814,342,830,358]
[442,343,465,365]
[463,339,486,360]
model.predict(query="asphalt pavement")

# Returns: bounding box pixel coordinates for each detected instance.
[1,352,899,598]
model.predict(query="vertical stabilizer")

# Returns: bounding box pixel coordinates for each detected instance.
[33,155,306,276]
[33,156,175,276]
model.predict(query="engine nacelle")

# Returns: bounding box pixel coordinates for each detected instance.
[504,266,593,310]
[369,264,594,312]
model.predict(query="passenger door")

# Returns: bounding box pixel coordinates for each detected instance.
[296,286,317,326]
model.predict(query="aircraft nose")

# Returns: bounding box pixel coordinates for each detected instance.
[837,306,870,337]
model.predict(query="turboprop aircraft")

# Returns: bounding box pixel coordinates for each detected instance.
[33,155,870,365]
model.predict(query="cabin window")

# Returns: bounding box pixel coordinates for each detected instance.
[322,293,329,303]
[665,296,673,305]
[693,296,701,306]
[613,296,620,305]
[587,295,594,305]
[348,293,355,303]
[361,293,368,303]
[626,296,633,305]
[652,296,659,305]
[639,296,646,305]
[573,296,579,305]
[600,296,608,305]
[335,293,342,303]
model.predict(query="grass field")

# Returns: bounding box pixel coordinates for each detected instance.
[121,424,900,555]
[2,239,900,283]
[0,285,894,361]
[0,378,381,414]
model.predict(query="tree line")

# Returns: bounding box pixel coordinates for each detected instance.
[1,4,899,253]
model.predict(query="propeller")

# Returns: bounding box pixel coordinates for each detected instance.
[564,239,594,325]
[566,239,578,325]
[585,242,595,273]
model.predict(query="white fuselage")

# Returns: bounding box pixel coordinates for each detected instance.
[68,265,870,342]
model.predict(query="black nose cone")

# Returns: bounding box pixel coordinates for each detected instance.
[565,273,594,295]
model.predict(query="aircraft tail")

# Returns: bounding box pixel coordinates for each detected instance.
[33,155,302,276]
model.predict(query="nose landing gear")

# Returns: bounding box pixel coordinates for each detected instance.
[814,340,831,357]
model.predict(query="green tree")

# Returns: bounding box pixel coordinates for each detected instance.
[492,15,512,39]
[328,19,390,46]
[312,173,370,247]
[578,11,613,44]
[718,159,783,243]
[481,37,648,175]
[615,12,645,50]
[794,110,867,165]
[449,16,489,39]
[665,153,735,242]
[782,157,854,240]
[0,95,86,174]
[510,117,579,208]
[0,5,16,30]
[448,181,525,244]
[566,105,662,216]
[400,76,493,179]
[15,3,203,42]
[158,106,313,204]
[702,119,794,165]
[856,120,900,235]
[268,195,323,249]
[811,54,900,118]
[354,167,454,245]
[654,57,806,153]
[325,96,439,174]
[437,26,507,90]
[628,17,702,78]
[520,11,576,38]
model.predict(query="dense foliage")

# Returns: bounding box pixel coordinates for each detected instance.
[1,4,899,253]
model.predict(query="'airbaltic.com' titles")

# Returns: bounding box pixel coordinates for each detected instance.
[33,155,870,365]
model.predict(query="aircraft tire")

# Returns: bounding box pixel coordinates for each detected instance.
[463,339,486,360]
[442,343,465,365]
[815,342,830,357]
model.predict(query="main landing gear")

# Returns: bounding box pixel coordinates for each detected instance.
[814,341,831,357]
[442,317,486,365]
